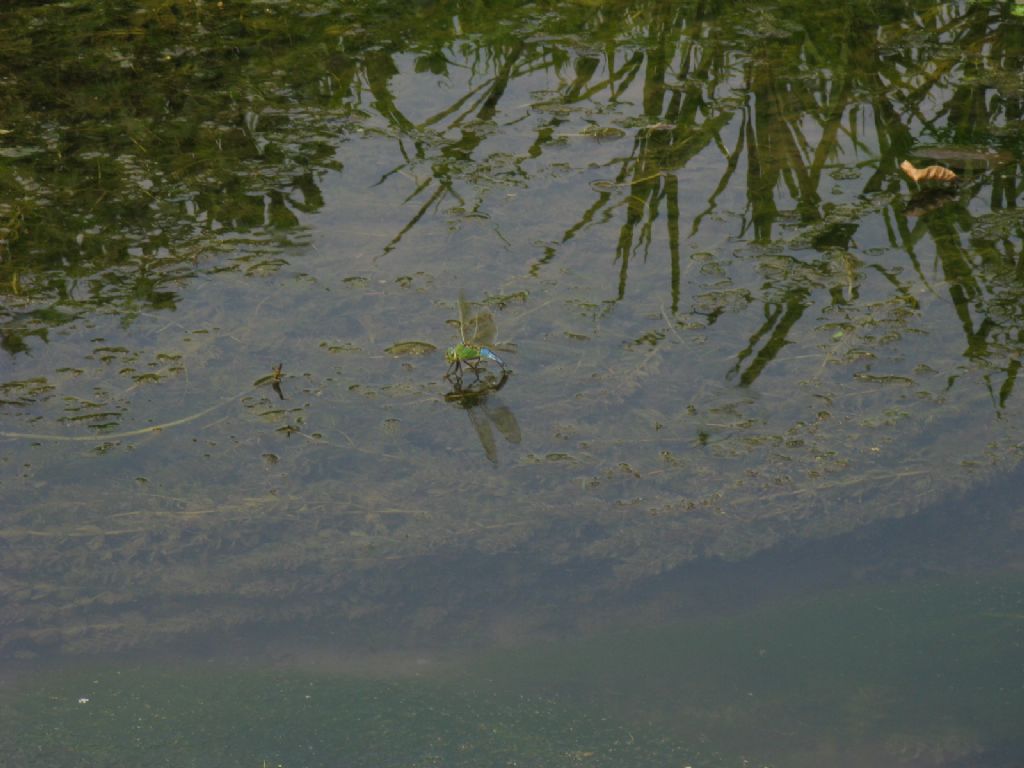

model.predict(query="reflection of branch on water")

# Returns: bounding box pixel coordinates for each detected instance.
[379,178,463,258]
[692,119,746,236]
[727,288,810,387]
[367,42,529,259]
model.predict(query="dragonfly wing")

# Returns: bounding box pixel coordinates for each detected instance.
[466,311,497,347]
[457,292,472,345]
[485,400,521,445]
[467,406,498,464]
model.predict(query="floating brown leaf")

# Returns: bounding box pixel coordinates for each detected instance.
[900,160,959,184]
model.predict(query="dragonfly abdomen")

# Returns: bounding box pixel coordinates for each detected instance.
[478,347,506,368]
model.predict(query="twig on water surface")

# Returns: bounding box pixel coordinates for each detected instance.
[0,386,254,442]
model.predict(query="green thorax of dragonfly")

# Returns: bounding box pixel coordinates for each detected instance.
[446,342,484,364]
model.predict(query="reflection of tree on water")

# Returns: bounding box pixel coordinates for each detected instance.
[338,1,1024,399]
[0,0,338,351]
[444,372,521,465]
[4,0,1024,404]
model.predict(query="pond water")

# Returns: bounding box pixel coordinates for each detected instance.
[2,0,1024,765]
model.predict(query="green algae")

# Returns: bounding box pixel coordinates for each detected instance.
[1,572,1021,768]
[473,573,1024,768]
[0,662,709,768]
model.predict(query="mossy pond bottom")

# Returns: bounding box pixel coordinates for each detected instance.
[3,512,1022,768]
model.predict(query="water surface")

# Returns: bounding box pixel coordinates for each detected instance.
[1,0,1023,765]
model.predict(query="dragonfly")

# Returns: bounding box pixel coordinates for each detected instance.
[445,293,508,380]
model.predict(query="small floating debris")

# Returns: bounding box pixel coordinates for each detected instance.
[271,363,284,400]
[899,160,958,185]
[252,363,286,399]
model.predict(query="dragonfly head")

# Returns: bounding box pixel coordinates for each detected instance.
[444,346,458,364]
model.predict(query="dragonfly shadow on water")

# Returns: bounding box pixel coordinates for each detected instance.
[444,372,521,465]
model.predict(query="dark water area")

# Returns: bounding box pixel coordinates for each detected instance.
[2,0,1024,765]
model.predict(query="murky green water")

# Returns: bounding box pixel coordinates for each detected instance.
[2,0,1023,765]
